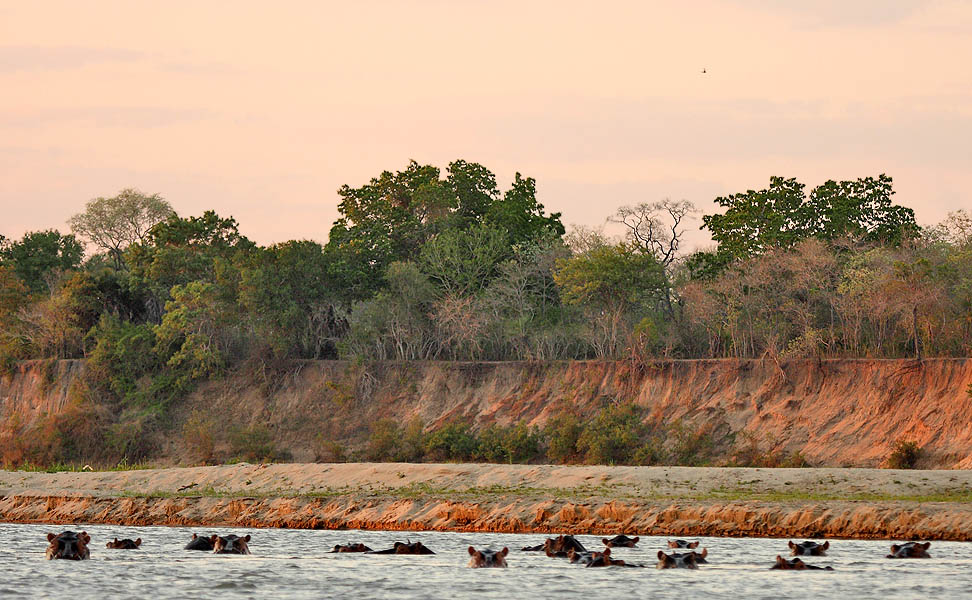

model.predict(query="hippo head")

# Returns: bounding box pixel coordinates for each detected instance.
[567,548,593,564]
[657,550,698,569]
[602,535,640,548]
[772,555,834,570]
[545,535,586,554]
[212,534,251,555]
[468,546,509,568]
[773,555,808,570]
[587,547,626,567]
[46,531,91,560]
[887,542,931,558]
[332,543,372,553]
[667,539,700,549]
[106,537,142,549]
[789,540,829,556]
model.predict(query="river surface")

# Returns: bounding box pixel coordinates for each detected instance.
[3,523,971,599]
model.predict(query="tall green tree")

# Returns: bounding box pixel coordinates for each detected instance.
[126,211,254,321]
[325,160,564,302]
[0,230,84,294]
[701,174,918,268]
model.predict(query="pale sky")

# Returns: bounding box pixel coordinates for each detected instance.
[2,0,970,251]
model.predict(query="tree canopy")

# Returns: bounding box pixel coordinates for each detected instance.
[68,188,175,268]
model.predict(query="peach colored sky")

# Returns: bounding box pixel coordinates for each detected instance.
[2,1,970,251]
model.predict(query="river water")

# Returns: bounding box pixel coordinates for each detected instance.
[2,523,970,599]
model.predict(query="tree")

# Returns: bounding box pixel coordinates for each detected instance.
[325,160,565,302]
[485,173,565,245]
[419,223,509,296]
[801,174,918,244]
[126,211,254,321]
[0,230,84,294]
[702,177,808,261]
[554,243,666,357]
[610,199,697,267]
[238,240,343,359]
[701,175,918,267]
[68,188,175,269]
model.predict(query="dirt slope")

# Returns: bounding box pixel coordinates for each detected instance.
[2,464,971,539]
[2,358,972,467]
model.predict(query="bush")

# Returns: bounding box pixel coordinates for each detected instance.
[886,440,922,469]
[425,422,479,461]
[576,402,649,465]
[227,423,284,463]
[544,410,584,463]
[366,418,403,461]
[477,421,543,464]
[666,420,718,466]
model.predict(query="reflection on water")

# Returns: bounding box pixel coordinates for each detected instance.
[2,523,970,599]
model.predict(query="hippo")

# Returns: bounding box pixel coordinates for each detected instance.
[468,546,509,568]
[789,540,829,556]
[656,550,698,569]
[46,531,91,560]
[185,533,215,551]
[602,535,640,548]
[369,541,435,555]
[566,548,594,564]
[330,543,373,553]
[772,556,834,570]
[106,537,142,549]
[212,534,251,555]
[887,542,931,558]
[545,535,587,554]
[521,543,546,551]
[667,539,700,549]
[586,547,636,567]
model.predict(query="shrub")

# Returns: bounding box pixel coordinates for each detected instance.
[227,423,284,463]
[576,402,649,465]
[182,410,218,464]
[886,440,922,469]
[477,421,543,464]
[544,410,584,463]
[666,420,718,466]
[366,418,403,461]
[425,422,479,461]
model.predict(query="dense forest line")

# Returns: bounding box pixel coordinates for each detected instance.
[1,160,971,464]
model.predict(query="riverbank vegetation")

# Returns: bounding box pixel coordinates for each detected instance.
[0,160,966,467]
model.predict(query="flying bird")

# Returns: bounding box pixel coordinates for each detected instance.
[701,68,707,74]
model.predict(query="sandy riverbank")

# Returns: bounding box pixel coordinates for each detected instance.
[2,463,971,539]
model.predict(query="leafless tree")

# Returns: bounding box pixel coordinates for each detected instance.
[609,199,698,267]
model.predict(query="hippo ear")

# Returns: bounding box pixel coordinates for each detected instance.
[601,538,609,545]
[81,532,90,543]
[776,555,785,563]
[468,546,476,556]
[700,547,707,558]
[244,535,251,542]
[632,536,639,543]
[135,538,142,547]
[191,534,198,540]
[114,538,119,543]
[47,533,56,542]
[788,540,796,549]
[822,541,829,550]
[658,550,666,560]
[603,547,611,557]
[210,535,219,543]
[921,542,931,550]
[500,547,508,557]
[688,541,699,549]
[890,544,900,554]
